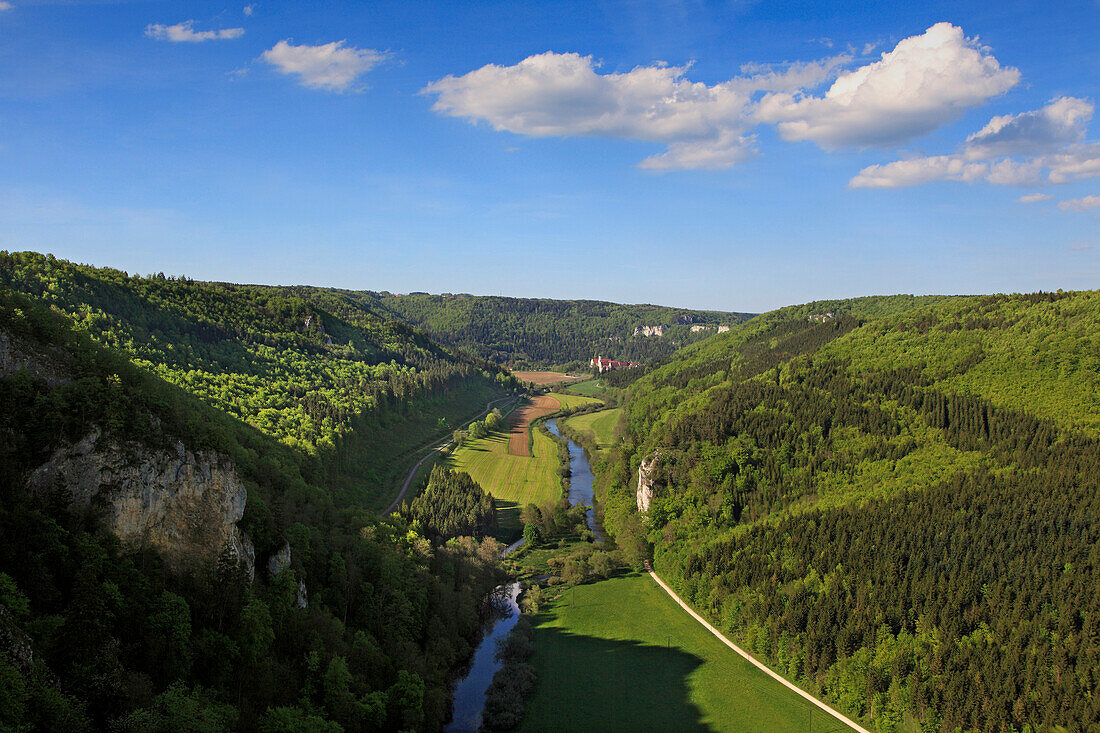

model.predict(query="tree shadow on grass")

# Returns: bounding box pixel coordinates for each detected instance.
[521,626,710,732]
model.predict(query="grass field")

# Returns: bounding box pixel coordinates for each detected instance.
[446,419,562,532]
[561,378,603,397]
[546,392,603,411]
[520,573,850,733]
[562,407,623,459]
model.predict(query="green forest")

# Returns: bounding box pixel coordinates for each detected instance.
[0,252,520,507]
[352,291,754,368]
[598,291,1100,731]
[0,255,517,731]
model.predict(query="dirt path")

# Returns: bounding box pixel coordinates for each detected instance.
[383,395,519,515]
[506,394,560,457]
[646,563,871,733]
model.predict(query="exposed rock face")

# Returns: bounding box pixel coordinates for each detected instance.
[0,330,70,386]
[633,325,666,338]
[637,453,662,513]
[0,605,36,676]
[267,541,292,576]
[296,580,308,609]
[717,325,730,333]
[28,429,255,578]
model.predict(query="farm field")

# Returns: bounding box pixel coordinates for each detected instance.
[520,573,848,733]
[512,370,582,385]
[562,407,623,459]
[446,401,563,532]
[507,395,564,456]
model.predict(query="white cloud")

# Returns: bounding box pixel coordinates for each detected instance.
[850,155,988,188]
[1045,143,1100,184]
[756,23,1019,148]
[145,21,244,42]
[1018,193,1052,203]
[850,99,1100,189]
[261,39,389,92]
[0,2,13,11]
[1059,195,1100,211]
[243,5,254,16]
[422,51,848,170]
[965,96,1091,158]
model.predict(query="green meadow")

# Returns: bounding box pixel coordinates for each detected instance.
[520,573,850,733]
[562,407,623,459]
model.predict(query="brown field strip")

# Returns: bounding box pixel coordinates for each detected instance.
[507,394,560,456]
[512,371,580,385]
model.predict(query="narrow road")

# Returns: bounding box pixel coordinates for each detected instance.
[383,395,521,515]
[646,563,871,733]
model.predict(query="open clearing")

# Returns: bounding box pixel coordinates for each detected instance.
[507,395,562,456]
[520,573,850,733]
[512,371,581,385]
[562,407,623,459]
[446,420,561,531]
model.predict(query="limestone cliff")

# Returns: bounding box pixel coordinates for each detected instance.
[28,429,255,578]
[637,453,662,513]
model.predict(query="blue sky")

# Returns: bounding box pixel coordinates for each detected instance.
[1,0,1098,312]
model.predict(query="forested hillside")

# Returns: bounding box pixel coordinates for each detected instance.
[0,252,519,507]
[0,283,509,731]
[342,291,754,368]
[601,291,1100,731]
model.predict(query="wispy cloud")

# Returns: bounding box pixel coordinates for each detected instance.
[1068,243,1095,251]
[1018,193,1052,203]
[0,2,13,10]
[261,40,390,92]
[145,21,244,42]
[243,4,254,16]
[1059,195,1100,211]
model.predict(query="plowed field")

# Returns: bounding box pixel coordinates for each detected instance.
[507,394,561,456]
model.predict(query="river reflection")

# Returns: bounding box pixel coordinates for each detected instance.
[445,581,521,732]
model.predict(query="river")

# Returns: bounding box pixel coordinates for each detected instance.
[445,581,522,732]
[545,418,604,542]
[447,415,604,730]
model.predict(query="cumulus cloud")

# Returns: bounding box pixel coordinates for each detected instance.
[0,2,13,11]
[261,40,389,92]
[755,23,1019,148]
[423,23,1022,169]
[243,5,254,16]
[422,51,849,170]
[849,155,988,188]
[1018,193,1052,203]
[1059,195,1100,211]
[145,21,244,42]
[964,96,1091,158]
[850,98,1100,190]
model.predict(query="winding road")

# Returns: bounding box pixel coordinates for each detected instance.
[646,563,871,733]
[382,394,521,515]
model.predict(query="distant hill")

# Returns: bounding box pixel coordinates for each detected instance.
[328,291,756,368]
[601,291,1100,731]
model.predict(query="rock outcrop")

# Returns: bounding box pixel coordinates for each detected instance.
[267,541,292,576]
[637,453,662,513]
[633,325,666,338]
[28,429,255,578]
[0,330,70,386]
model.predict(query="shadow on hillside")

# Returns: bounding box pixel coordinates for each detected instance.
[523,626,710,732]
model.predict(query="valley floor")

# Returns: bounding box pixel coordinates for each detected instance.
[520,573,851,733]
